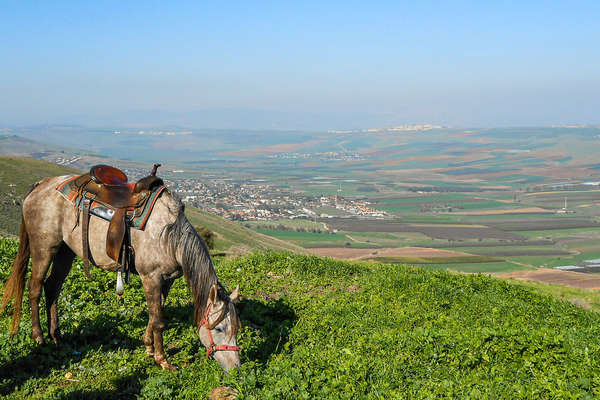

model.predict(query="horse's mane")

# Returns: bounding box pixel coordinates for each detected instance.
[161,195,240,337]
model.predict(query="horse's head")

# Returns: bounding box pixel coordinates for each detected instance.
[198,283,241,372]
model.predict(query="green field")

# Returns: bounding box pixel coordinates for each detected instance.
[243,219,325,230]
[185,208,308,255]
[441,246,572,257]
[420,262,532,274]
[1,239,600,398]
[6,128,600,279]
[368,255,503,264]
[253,228,372,248]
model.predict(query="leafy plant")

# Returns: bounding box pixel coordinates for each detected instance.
[0,238,599,399]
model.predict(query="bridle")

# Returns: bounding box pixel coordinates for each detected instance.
[198,303,241,359]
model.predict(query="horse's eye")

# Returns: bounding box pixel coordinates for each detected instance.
[215,327,224,333]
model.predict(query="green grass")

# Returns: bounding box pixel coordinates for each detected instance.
[2,238,600,398]
[506,279,600,312]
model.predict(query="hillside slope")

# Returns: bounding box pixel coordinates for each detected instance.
[0,156,80,235]
[0,156,306,254]
[185,206,308,255]
[0,135,66,156]
[0,239,598,398]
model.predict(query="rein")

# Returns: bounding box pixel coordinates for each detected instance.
[198,303,241,359]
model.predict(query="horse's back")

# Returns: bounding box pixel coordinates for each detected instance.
[22,175,115,267]
[22,175,75,225]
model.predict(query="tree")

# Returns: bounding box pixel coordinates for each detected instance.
[195,226,215,250]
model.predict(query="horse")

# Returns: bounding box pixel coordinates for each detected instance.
[0,174,241,371]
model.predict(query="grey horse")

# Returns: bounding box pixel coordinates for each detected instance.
[0,175,241,371]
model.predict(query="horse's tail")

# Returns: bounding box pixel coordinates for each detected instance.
[0,213,31,336]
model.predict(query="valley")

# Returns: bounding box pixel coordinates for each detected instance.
[3,126,600,276]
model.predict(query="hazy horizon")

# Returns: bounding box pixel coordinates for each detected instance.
[2,1,599,130]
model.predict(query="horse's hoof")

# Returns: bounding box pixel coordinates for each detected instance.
[145,346,154,358]
[157,359,177,371]
[32,331,45,345]
[210,386,238,400]
[51,331,62,344]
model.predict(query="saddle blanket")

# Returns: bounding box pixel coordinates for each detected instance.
[56,175,166,230]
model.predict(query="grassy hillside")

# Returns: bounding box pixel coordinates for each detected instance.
[0,238,599,399]
[0,157,80,236]
[185,206,308,255]
[0,156,305,255]
[0,135,64,156]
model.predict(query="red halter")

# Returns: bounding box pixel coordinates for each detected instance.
[198,303,241,359]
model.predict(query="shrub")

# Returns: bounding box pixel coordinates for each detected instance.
[195,226,215,250]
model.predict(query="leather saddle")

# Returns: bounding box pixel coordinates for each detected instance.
[71,164,163,279]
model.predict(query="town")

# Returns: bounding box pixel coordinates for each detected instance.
[163,174,386,221]
[266,151,365,161]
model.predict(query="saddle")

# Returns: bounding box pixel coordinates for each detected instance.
[70,164,164,279]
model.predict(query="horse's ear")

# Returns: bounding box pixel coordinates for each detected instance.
[208,283,218,304]
[230,284,240,304]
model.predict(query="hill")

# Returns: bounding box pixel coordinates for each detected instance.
[0,135,67,156]
[185,206,308,255]
[0,238,598,398]
[0,156,306,254]
[0,156,80,236]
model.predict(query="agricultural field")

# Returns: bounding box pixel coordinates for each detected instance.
[184,208,309,256]
[6,127,600,277]
[252,228,355,248]
[1,239,600,398]
[248,198,600,274]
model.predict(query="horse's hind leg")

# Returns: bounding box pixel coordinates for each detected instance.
[161,278,174,307]
[44,243,75,344]
[29,246,58,344]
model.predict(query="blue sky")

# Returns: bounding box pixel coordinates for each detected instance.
[1,1,599,129]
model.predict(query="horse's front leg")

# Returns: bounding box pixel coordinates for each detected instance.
[143,279,173,358]
[143,321,154,359]
[141,274,175,370]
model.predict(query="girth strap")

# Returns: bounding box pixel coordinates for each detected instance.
[81,197,93,280]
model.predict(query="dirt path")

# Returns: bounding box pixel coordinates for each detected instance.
[501,268,600,290]
[310,246,477,260]
[444,207,553,216]
[344,235,371,245]
[507,260,536,269]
